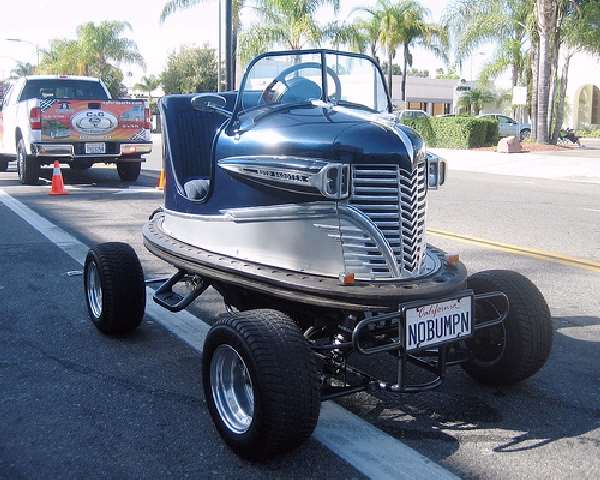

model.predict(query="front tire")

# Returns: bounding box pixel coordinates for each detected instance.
[520,128,531,141]
[463,270,552,385]
[203,309,320,460]
[83,242,145,334]
[17,138,40,185]
[117,161,141,181]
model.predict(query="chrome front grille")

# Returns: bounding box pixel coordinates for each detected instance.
[342,163,427,279]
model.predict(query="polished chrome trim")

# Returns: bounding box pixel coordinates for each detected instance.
[32,144,74,157]
[218,156,350,199]
[338,204,401,278]
[163,202,337,223]
[210,344,254,434]
[425,152,447,189]
[86,260,103,319]
[223,202,337,222]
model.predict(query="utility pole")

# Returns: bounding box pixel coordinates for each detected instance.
[225,0,233,91]
[218,0,222,92]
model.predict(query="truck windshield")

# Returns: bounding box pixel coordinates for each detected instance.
[20,79,109,101]
[238,51,389,114]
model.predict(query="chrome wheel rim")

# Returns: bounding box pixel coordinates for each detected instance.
[86,260,103,319]
[210,344,254,434]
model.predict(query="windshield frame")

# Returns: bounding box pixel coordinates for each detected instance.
[232,49,392,120]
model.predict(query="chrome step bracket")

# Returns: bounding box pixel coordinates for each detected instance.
[152,270,209,312]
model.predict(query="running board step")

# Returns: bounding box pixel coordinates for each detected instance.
[152,270,208,312]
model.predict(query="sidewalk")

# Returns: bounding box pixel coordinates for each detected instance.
[430,146,600,184]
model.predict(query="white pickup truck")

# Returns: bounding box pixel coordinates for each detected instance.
[0,75,152,184]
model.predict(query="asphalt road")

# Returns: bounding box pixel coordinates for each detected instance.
[1,144,599,479]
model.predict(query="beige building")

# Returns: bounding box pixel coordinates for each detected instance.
[390,76,474,115]
[564,52,600,129]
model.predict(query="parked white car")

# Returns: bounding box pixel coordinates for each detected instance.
[398,109,429,121]
[479,114,531,140]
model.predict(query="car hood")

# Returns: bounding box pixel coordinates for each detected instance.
[216,103,423,171]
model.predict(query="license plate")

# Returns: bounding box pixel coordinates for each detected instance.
[85,142,106,154]
[405,296,472,351]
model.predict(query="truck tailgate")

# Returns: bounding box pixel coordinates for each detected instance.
[39,99,149,142]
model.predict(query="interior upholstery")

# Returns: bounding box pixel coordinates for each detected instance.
[160,92,237,200]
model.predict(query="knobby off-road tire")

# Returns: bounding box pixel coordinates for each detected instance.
[0,156,9,172]
[83,242,146,335]
[463,270,552,385]
[202,309,320,460]
[17,138,40,185]
[117,161,141,181]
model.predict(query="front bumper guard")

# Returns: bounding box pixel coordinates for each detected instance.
[318,291,509,399]
[31,143,152,158]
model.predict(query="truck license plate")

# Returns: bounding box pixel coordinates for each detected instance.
[405,296,472,351]
[85,142,106,154]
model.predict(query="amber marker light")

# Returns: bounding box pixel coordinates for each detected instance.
[338,272,355,285]
[446,254,460,267]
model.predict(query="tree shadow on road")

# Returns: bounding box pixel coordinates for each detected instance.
[338,314,600,461]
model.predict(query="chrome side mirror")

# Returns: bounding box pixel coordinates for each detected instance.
[426,153,447,189]
[191,94,231,117]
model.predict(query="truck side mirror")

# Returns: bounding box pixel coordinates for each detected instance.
[191,94,231,117]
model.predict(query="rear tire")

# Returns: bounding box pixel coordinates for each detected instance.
[117,161,141,181]
[0,156,9,172]
[17,138,40,185]
[463,270,552,385]
[83,242,145,335]
[203,309,320,460]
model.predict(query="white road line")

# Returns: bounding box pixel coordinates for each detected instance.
[0,188,458,480]
[582,207,600,213]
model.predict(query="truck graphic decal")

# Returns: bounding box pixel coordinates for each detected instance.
[40,100,146,142]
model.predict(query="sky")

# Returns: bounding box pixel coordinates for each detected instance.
[0,0,502,87]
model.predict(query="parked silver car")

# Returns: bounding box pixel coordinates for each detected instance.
[479,114,531,140]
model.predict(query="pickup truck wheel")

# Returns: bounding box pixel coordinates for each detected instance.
[203,309,320,460]
[117,162,141,181]
[463,270,552,385]
[520,128,531,141]
[0,157,8,172]
[83,242,146,335]
[17,138,40,185]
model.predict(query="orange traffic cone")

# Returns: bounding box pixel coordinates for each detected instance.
[49,160,68,196]
[157,169,166,190]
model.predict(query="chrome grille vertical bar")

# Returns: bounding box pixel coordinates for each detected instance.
[345,162,427,279]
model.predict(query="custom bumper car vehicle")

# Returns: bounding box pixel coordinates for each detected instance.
[83,50,552,460]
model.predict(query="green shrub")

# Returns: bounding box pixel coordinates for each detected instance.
[576,128,600,138]
[399,116,498,149]
[401,117,435,144]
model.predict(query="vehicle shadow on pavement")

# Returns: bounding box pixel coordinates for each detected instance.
[337,314,600,462]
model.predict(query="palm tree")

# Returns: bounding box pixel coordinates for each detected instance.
[327,15,382,63]
[457,87,497,115]
[445,0,532,88]
[134,75,161,100]
[10,61,35,78]
[363,0,447,100]
[535,0,558,144]
[160,0,244,86]
[238,0,339,63]
[77,21,145,74]
[37,21,144,96]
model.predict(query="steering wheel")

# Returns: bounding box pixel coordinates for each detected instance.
[259,61,342,105]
